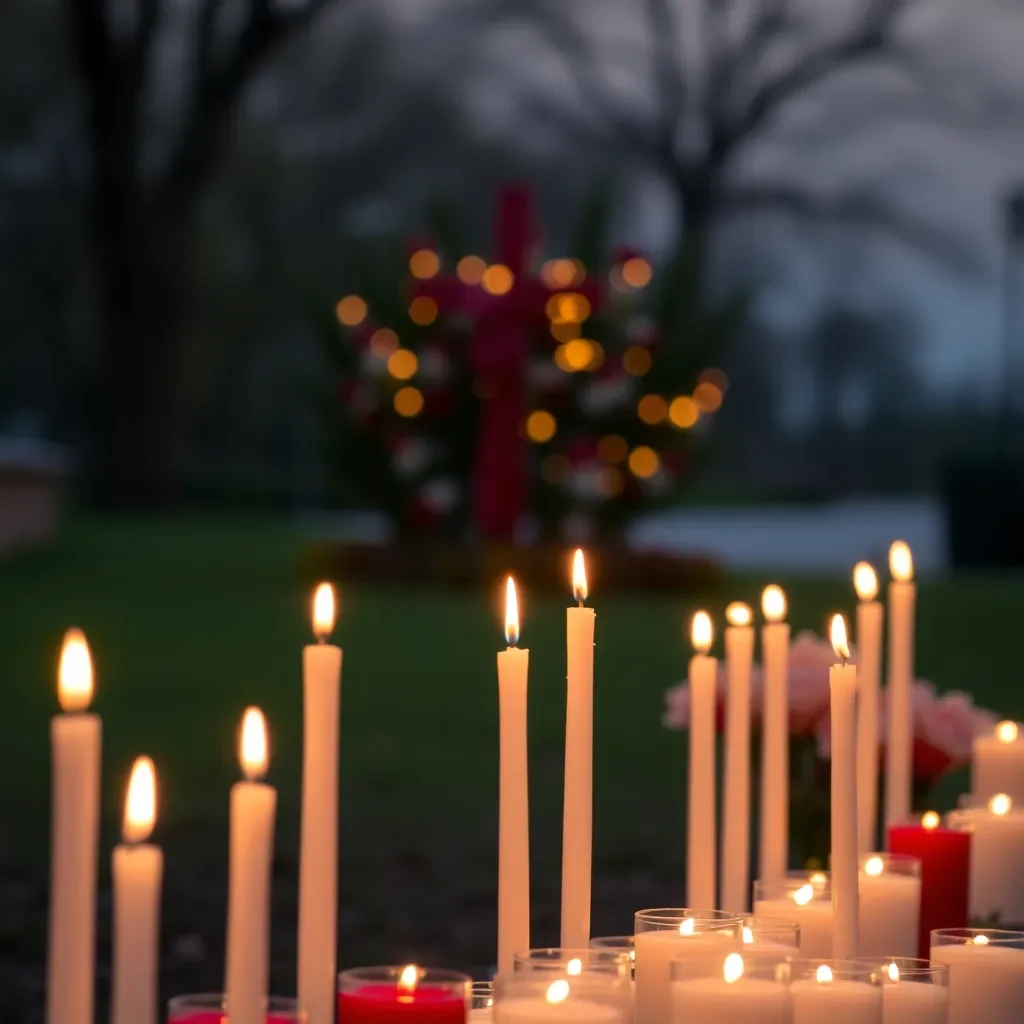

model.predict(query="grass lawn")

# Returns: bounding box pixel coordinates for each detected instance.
[2,516,1022,1008]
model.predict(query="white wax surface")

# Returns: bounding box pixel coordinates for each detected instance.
[858,872,921,959]
[760,622,791,883]
[880,982,948,1024]
[634,930,738,1024]
[930,942,1024,1024]
[469,1010,494,1024]
[754,898,834,959]
[495,996,623,1024]
[973,735,1024,805]
[946,809,1024,922]
[790,979,882,1024]
[885,579,915,830]
[671,977,789,1024]
[722,625,755,913]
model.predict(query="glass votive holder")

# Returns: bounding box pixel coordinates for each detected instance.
[785,960,882,1023]
[739,916,800,953]
[167,993,306,1023]
[633,909,743,1024]
[338,966,471,1024]
[512,949,630,1019]
[669,951,791,1024]
[858,853,922,959]
[470,981,494,1023]
[752,875,833,960]
[930,929,1024,1024]
[492,972,626,1024]
[851,957,948,1024]
[590,936,635,979]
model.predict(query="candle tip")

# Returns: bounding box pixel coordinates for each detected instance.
[990,793,1013,817]
[830,614,850,663]
[921,810,940,830]
[572,549,588,604]
[58,627,93,713]
[725,601,752,627]
[761,585,787,622]
[889,540,913,581]
[504,576,520,646]
[239,707,269,781]
[996,720,1019,744]
[690,611,713,654]
[312,582,337,639]
[123,755,157,844]
[853,561,878,601]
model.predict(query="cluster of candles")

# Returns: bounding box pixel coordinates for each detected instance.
[43,544,1024,1024]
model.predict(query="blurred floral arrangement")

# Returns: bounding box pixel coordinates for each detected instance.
[663,631,997,863]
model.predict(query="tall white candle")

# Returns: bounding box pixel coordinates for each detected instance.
[759,586,790,883]
[885,541,915,830]
[111,757,162,1024]
[722,602,754,913]
[47,629,101,1024]
[562,550,595,949]
[930,936,1024,1024]
[498,576,531,973]
[299,583,343,1024]
[854,563,883,854]
[688,611,717,910]
[225,708,277,1024]
[830,615,860,961]
[973,721,1024,805]
[857,855,921,959]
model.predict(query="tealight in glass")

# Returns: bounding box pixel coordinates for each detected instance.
[930,929,1024,1024]
[492,972,627,1024]
[512,949,630,1019]
[669,951,791,1024]
[785,960,882,1023]
[167,994,306,1023]
[851,957,948,1024]
[752,873,833,959]
[857,853,921,959]
[337,966,471,1024]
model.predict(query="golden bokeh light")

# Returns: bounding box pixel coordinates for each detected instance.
[621,257,652,288]
[557,339,597,372]
[408,296,438,326]
[387,348,418,381]
[597,435,629,464]
[628,446,660,479]
[693,381,724,413]
[408,250,440,280]
[457,255,486,285]
[668,395,699,429]
[637,394,668,425]
[525,410,557,443]
[369,328,399,358]
[335,295,367,326]
[393,387,425,418]
[622,346,653,376]
[482,264,514,296]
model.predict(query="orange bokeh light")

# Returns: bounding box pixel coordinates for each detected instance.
[637,394,668,425]
[335,295,367,326]
[409,250,440,280]
[622,346,652,376]
[482,264,514,296]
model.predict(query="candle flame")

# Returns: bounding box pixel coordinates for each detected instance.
[679,918,696,936]
[572,549,588,603]
[864,856,884,877]
[567,959,582,976]
[830,614,850,662]
[58,628,93,713]
[887,963,900,982]
[809,871,828,888]
[239,707,268,781]
[398,965,420,993]
[816,965,833,984]
[853,562,878,602]
[726,601,752,627]
[312,583,336,639]
[123,756,157,844]
[546,980,570,1005]
[990,793,1013,816]
[793,885,814,906]
[742,926,754,944]
[761,585,786,622]
[890,541,913,582]
[691,611,713,654]
[973,935,990,946]
[997,721,1019,744]
[504,576,520,647]
[922,811,940,830]
[723,954,744,984]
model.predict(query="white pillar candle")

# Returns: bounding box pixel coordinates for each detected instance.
[496,985,623,1024]
[722,602,755,913]
[854,563,883,854]
[753,878,834,959]
[877,965,948,1024]
[973,721,1024,805]
[498,576,531,973]
[111,757,162,1024]
[225,708,277,1024]
[759,586,790,883]
[885,541,915,830]
[299,583,343,1024]
[930,937,1024,1024]
[830,615,860,961]
[688,611,717,910]
[47,629,101,1024]
[634,916,741,1024]
[671,954,789,1024]
[562,550,595,949]
[947,797,1024,922]
[857,855,921,960]
[790,970,882,1024]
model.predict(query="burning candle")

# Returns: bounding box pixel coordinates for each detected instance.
[299,583,343,1024]
[861,959,949,1024]
[687,611,717,910]
[788,962,883,1024]
[973,721,1024,806]
[888,811,970,959]
[111,757,162,1024]
[885,542,915,829]
[562,550,595,949]
[47,629,101,1024]
[498,577,530,973]
[857,854,921,960]
[338,965,471,1024]
[830,614,860,961]
[722,601,754,913]
[753,875,834,959]
[670,952,790,1024]
[759,585,790,883]
[493,974,624,1024]
[225,707,277,1024]
[854,563,883,853]
[930,928,1024,1024]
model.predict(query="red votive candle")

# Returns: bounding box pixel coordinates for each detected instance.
[889,811,971,959]
[338,966,469,1024]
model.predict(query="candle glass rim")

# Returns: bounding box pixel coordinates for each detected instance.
[513,948,631,976]
[783,960,881,984]
[857,852,922,877]
[739,916,801,947]
[590,935,635,950]
[338,966,472,993]
[849,956,949,984]
[635,908,743,930]
[670,950,792,983]
[167,993,305,1021]
[752,878,832,902]
[931,927,1024,947]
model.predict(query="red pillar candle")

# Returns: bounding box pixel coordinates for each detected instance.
[339,966,469,1024]
[889,811,971,959]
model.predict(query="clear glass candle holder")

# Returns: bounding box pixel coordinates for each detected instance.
[850,955,948,1022]
[338,967,471,1024]
[739,915,800,952]
[858,853,922,960]
[752,876,833,960]
[930,931,1024,1024]
[167,993,306,1022]
[470,981,494,1022]
[590,936,635,979]
[669,951,791,1024]
[511,949,630,1019]
[785,960,882,1022]
[492,972,627,1024]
